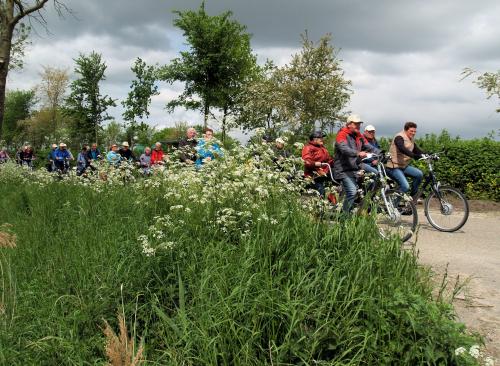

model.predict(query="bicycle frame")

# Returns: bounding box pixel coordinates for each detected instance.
[414,156,441,201]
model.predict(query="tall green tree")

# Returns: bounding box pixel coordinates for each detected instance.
[278,33,351,136]
[0,0,67,140]
[2,89,37,145]
[65,51,116,144]
[122,57,159,142]
[160,2,256,135]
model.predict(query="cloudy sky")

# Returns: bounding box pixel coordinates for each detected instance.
[7,0,500,139]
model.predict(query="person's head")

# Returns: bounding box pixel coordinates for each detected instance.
[91,143,97,150]
[309,131,326,146]
[364,125,376,139]
[111,144,118,152]
[122,141,129,150]
[404,121,417,139]
[346,114,363,133]
[144,147,151,155]
[204,128,214,140]
[82,145,88,152]
[262,134,273,144]
[186,127,197,139]
[59,143,67,150]
[51,143,57,150]
[154,142,162,150]
[275,138,285,150]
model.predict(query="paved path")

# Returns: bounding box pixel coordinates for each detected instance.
[409,208,500,358]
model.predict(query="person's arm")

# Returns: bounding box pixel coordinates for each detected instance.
[412,143,424,158]
[335,131,360,157]
[394,136,418,158]
[301,146,317,169]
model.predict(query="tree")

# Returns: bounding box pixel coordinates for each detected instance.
[101,120,124,148]
[236,60,286,135]
[159,2,256,135]
[2,88,37,145]
[37,65,69,133]
[462,68,500,113]
[65,51,116,143]
[0,0,67,140]
[122,57,159,142]
[278,33,351,136]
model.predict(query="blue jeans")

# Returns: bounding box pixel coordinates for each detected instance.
[386,165,423,197]
[362,162,378,176]
[341,176,358,213]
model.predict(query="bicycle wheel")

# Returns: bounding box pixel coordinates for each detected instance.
[424,186,469,232]
[374,189,417,242]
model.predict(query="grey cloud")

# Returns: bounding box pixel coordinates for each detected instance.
[32,0,499,54]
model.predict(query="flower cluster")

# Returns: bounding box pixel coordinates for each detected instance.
[455,345,495,366]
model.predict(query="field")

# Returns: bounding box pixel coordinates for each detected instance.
[0,145,485,365]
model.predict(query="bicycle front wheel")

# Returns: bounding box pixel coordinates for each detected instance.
[375,190,417,242]
[424,186,469,232]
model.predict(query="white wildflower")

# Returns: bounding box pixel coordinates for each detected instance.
[454,347,466,356]
[469,345,480,359]
[485,356,495,366]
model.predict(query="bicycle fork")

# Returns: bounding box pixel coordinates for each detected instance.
[380,187,401,222]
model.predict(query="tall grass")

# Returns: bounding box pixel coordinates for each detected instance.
[0,153,479,364]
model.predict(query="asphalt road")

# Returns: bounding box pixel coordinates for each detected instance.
[410,208,500,358]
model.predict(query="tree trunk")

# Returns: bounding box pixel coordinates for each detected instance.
[0,25,14,141]
[221,105,228,144]
[203,102,209,130]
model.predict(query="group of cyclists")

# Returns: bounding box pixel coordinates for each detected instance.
[1,116,425,210]
[0,127,225,176]
[302,114,425,213]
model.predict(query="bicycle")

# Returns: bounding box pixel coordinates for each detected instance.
[413,153,469,232]
[321,154,418,242]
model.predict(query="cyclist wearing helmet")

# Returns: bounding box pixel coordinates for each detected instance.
[334,114,380,213]
[302,131,333,197]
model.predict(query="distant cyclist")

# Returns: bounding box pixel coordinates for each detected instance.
[301,131,333,197]
[385,121,425,200]
[361,124,380,176]
[54,143,73,173]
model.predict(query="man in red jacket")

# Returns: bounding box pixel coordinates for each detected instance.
[334,114,379,213]
[302,131,334,197]
[151,142,165,165]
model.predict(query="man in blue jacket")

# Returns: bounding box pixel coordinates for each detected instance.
[54,143,73,172]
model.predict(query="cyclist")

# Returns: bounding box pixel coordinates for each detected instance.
[195,128,223,168]
[301,131,333,197]
[89,143,102,161]
[47,143,58,172]
[54,143,73,173]
[178,127,198,164]
[385,121,424,200]
[361,124,380,176]
[119,141,135,161]
[0,147,9,163]
[106,144,122,166]
[77,145,91,176]
[20,145,35,169]
[333,114,380,213]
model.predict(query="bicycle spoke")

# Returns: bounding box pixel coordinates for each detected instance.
[425,187,469,232]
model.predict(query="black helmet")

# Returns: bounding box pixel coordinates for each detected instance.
[262,134,273,143]
[309,131,327,140]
